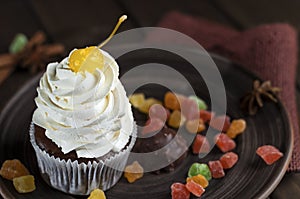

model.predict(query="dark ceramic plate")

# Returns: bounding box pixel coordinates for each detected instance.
[0,49,293,199]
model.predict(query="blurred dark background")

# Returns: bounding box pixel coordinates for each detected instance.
[1,0,300,111]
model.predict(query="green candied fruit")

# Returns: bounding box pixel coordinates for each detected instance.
[9,33,28,54]
[189,96,207,110]
[188,163,212,181]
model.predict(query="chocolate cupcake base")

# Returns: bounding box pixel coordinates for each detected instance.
[29,122,137,195]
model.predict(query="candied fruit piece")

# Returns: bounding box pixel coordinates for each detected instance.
[188,163,212,181]
[185,180,205,197]
[256,145,283,165]
[0,159,30,180]
[171,182,190,199]
[9,33,28,54]
[124,161,144,183]
[185,119,205,134]
[226,119,247,139]
[69,46,104,73]
[164,92,185,110]
[168,110,186,128]
[13,175,35,193]
[210,115,231,132]
[88,189,106,199]
[208,160,225,179]
[141,118,165,135]
[200,110,215,123]
[215,133,236,153]
[139,98,162,114]
[186,174,209,188]
[181,98,199,120]
[129,93,145,109]
[149,104,170,121]
[189,96,207,110]
[220,152,239,169]
[192,135,211,154]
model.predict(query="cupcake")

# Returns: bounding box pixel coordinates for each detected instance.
[30,46,136,195]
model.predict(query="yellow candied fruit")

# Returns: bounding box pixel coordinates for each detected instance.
[168,110,186,128]
[186,174,209,188]
[88,189,106,199]
[138,98,162,114]
[129,93,145,108]
[226,119,247,139]
[124,161,144,183]
[69,46,104,73]
[0,159,30,180]
[13,175,36,193]
[185,119,206,134]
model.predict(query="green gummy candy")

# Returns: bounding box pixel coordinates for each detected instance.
[189,96,207,110]
[188,163,212,181]
[9,33,28,54]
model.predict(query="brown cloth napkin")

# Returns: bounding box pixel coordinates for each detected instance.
[157,11,300,172]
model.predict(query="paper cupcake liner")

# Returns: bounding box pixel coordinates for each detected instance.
[29,122,137,195]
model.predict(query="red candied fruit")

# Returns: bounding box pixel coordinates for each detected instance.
[181,98,199,120]
[141,118,165,135]
[185,180,205,197]
[192,135,211,154]
[171,182,190,199]
[256,145,283,165]
[208,160,225,179]
[199,110,215,123]
[215,133,236,153]
[149,104,170,122]
[220,152,239,169]
[209,115,231,132]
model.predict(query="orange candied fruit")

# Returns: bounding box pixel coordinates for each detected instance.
[124,161,144,183]
[164,92,185,110]
[226,119,247,139]
[0,159,30,180]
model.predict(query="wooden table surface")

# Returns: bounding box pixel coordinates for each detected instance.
[1,0,300,198]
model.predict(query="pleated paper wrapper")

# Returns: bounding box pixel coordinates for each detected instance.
[29,122,137,195]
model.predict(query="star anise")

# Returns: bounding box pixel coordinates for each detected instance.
[0,31,65,74]
[241,80,280,115]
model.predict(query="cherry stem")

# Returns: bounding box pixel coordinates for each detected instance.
[98,15,127,48]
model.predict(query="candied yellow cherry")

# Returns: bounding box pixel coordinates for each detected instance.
[88,189,106,199]
[69,46,104,73]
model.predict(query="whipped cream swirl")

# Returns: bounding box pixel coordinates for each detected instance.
[33,49,134,158]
